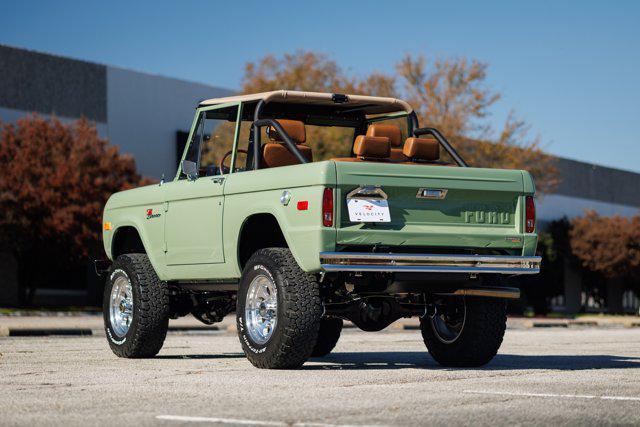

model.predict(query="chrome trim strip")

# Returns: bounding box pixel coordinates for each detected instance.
[416,188,448,200]
[346,185,388,200]
[321,264,539,274]
[319,252,541,275]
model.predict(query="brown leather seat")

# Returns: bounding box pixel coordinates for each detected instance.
[353,135,390,160]
[366,124,404,161]
[331,135,390,162]
[261,119,313,168]
[403,137,439,162]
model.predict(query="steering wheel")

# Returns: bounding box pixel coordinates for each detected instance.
[219,149,248,174]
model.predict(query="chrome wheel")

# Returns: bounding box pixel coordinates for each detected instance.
[245,274,278,345]
[109,272,134,338]
[431,297,466,344]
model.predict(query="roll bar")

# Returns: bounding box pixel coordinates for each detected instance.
[410,112,468,167]
[251,99,308,170]
[249,100,467,170]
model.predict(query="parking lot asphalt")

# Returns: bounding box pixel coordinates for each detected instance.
[1,326,639,426]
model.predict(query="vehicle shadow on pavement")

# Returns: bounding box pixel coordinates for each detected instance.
[305,352,640,370]
[155,353,246,360]
[487,354,640,370]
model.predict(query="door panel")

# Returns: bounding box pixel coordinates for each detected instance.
[164,177,225,265]
[163,102,240,266]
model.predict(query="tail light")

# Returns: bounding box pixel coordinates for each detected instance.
[322,188,334,227]
[525,196,536,233]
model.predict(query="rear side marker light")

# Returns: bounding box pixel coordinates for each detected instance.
[297,201,309,211]
[525,196,536,233]
[322,188,334,227]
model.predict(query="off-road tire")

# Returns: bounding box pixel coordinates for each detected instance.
[236,248,322,369]
[103,254,170,358]
[311,318,343,357]
[420,297,506,367]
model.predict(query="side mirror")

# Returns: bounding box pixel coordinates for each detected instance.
[181,160,198,181]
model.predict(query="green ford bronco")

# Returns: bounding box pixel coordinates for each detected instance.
[98,90,540,368]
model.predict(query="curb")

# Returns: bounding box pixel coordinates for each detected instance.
[7,328,93,337]
[0,325,222,337]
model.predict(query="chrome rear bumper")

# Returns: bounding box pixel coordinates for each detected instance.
[320,252,541,275]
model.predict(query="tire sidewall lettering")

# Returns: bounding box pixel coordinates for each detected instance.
[104,267,134,346]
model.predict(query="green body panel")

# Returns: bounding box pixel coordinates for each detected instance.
[221,161,337,276]
[163,177,225,265]
[103,161,337,280]
[102,103,538,280]
[103,159,537,280]
[102,184,166,275]
[334,162,537,255]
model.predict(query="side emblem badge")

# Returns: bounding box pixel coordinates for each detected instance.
[146,209,161,219]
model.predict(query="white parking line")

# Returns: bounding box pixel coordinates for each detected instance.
[463,390,640,402]
[157,415,284,425]
[156,415,383,427]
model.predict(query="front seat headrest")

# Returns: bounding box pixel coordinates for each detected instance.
[366,124,402,147]
[403,137,440,161]
[262,144,312,168]
[267,119,306,144]
[353,135,390,159]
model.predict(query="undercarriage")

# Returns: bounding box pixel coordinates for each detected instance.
[167,271,518,332]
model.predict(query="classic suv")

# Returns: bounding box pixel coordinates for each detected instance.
[99,90,540,369]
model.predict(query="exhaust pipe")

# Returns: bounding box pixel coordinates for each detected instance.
[437,286,521,299]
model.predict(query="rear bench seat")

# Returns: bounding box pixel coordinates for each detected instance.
[331,135,391,162]
[402,137,439,162]
[366,124,404,161]
[332,132,450,165]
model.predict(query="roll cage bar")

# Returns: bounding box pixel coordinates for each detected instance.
[250,97,468,169]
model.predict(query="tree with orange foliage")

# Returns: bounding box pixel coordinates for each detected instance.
[396,55,559,194]
[242,50,559,193]
[242,51,398,161]
[569,211,640,278]
[0,115,151,301]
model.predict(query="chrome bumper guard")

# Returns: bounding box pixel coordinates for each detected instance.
[320,252,541,275]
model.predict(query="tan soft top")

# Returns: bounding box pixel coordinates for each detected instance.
[198,90,413,115]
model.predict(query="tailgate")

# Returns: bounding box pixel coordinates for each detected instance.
[334,161,529,250]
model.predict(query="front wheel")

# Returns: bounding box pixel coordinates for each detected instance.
[420,296,507,367]
[236,248,322,369]
[103,254,170,358]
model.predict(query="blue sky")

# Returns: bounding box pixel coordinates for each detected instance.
[2,0,639,172]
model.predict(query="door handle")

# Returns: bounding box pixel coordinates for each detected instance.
[212,176,225,184]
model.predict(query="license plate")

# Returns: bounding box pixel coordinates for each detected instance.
[347,198,391,222]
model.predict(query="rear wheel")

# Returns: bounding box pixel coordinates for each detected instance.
[103,254,170,358]
[311,318,343,357]
[420,296,506,367]
[236,248,322,369]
